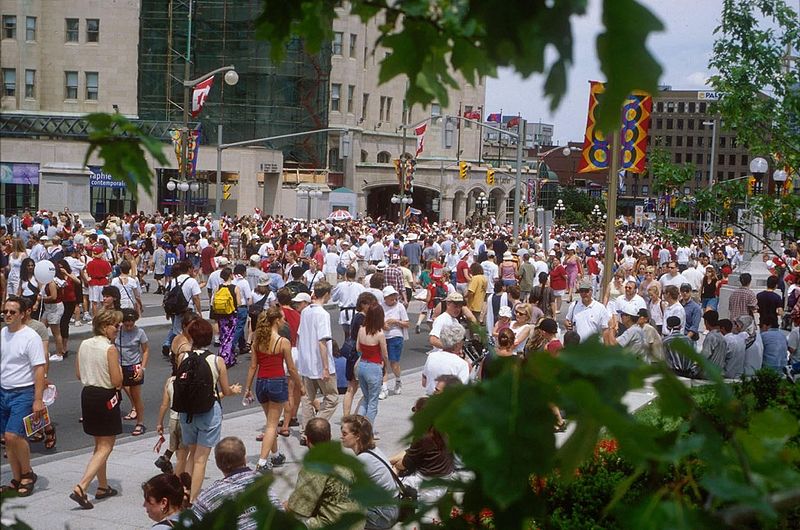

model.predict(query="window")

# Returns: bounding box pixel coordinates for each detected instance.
[677,119,684,130]
[330,83,341,111]
[380,96,392,121]
[719,136,726,148]
[332,32,343,55]
[696,153,703,165]
[377,151,391,163]
[718,154,724,166]
[695,170,702,181]
[675,152,682,163]
[678,102,685,113]
[686,153,693,163]
[717,171,723,182]
[686,136,693,147]
[688,102,696,113]
[402,99,410,124]
[699,102,707,113]
[506,191,516,219]
[665,136,672,146]
[361,92,369,119]
[24,69,34,98]
[2,15,16,39]
[346,85,354,113]
[676,136,683,147]
[656,102,664,112]
[363,46,368,68]
[65,18,78,42]
[666,101,675,112]
[687,119,694,130]
[630,183,638,196]
[728,154,736,166]
[349,33,357,58]
[697,136,704,147]
[741,155,748,166]
[360,150,368,163]
[64,71,78,99]
[431,103,441,118]
[666,118,673,129]
[25,16,35,41]
[385,97,392,122]
[86,18,99,42]
[727,171,734,179]
[642,184,649,195]
[2,68,15,97]
[655,118,662,129]
[85,71,98,100]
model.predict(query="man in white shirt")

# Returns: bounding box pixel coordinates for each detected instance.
[675,245,691,271]
[429,292,477,349]
[620,281,647,315]
[295,281,339,441]
[338,241,358,273]
[564,280,611,343]
[481,251,499,296]
[369,239,386,265]
[232,263,253,355]
[162,260,202,356]
[1,295,46,497]
[659,262,688,291]
[661,285,686,336]
[29,236,48,263]
[422,323,470,395]
[682,258,705,301]
[331,267,365,337]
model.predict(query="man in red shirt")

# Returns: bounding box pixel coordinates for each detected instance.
[85,246,112,316]
[199,240,217,282]
[277,287,303,433]
[455,250,471,295]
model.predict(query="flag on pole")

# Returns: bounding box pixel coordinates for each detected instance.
[414,123,427,158]
[487,113,501,122]
[463,110,482,120]
[618,168,626,194]
[404,206,422,218]
[507,116,520,128]
[191,77,214,118]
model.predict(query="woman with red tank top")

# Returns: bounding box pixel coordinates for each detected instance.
[356,304,389,427]
[244,306,303,474]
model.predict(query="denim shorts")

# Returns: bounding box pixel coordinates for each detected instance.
[0,385,35,437]
[386,336,404,363]
[179,401,222,448]
[255,377,289,404]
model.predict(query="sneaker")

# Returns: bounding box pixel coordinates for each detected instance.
[69,318,76,324]
[74,320,83,327]
[415,324,420,334]
[378,385,388,400]
[82,312,92,322]
[49,354,64,362]
[162,345,171,357]
[154,455,174,474]
[213,338,221,347]
[394,380,402,395]
[783,365,796,384]
[270,453,286,467]
[255,463,272,475]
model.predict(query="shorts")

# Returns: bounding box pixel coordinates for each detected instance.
[255,377,289,404]
[386,336,404,363]
[553,289,566,297]
[154,273,165,280]
[179,401,222,448]
[121,364,144,387]
[0,385,35,437]
[42,302,64,325]
[88,285,104,303]
[168,417,185,452]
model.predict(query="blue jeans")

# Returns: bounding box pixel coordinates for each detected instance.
[163,311,185,349]
[232,306,249,352]
[357,361,384,425]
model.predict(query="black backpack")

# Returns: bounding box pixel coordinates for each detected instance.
[171,350,217,422]
[163,277,190,316]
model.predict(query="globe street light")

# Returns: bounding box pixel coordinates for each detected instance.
[554,198,566,218]
[773,168,788,195]
[297,185,324,222]
[749,156,768,194]
[476,191,489,218]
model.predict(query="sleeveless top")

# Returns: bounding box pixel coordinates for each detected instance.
[78,335,115,389]
[500,263,516,281]
[359,341,382,364]
[256,337,286,378]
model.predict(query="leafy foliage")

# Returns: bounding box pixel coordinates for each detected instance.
[83,113,169,199]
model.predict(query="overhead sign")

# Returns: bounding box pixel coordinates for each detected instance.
[0,162,39,185]
[89,166,126,188]
[697,91,722,101]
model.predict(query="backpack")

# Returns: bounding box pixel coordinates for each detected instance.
[434,282,447,301]
[163,277,190,316]
[248,293,269,319]
[171,350,217,422]
[212,285,236,316]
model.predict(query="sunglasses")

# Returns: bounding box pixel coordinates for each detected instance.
[515,310,528,315]
[1,309,19,315]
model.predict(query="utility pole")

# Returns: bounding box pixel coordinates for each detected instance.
[512,119,526,242]
[601,130,621,302]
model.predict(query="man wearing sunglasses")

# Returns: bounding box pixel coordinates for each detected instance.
[0,295,47,497]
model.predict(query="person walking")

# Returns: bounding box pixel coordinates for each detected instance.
[56,259,82,358]
[70,309,124,509]
[379,286,409,399]
[117,308,150,436]
[212,268,242,367]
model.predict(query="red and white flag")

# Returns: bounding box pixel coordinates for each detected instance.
[191,77,214,118]
[414,123,427,158]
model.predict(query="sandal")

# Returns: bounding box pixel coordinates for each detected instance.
[256,432,264,442]
[131,424,146,436]
[70,485,94,509]
[95,486,118,500]
[123,408,137,421]
[278,428,290,437]
[29,431,45,443]
[0,479,20,494]
[44,425,57,450]
[16,471,37,497]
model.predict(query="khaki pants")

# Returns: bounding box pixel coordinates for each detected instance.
[300,375,340,432]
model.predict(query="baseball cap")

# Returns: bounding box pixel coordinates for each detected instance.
[382,286,399,298]
[498,306,513,318]
[578,280,592,291]
[538,318,558,334]
[637,308,650,319]
[250,254,261,264]
[666,316,682,329]
[215,256,230,267]
[445,292,464,303]
[291,292,312,303]
[679,283,692,293]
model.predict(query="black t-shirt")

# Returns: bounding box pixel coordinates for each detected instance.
[756,290,783,320]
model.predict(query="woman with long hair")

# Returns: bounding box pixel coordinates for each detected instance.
[343,292,378,416]
[17,257,38,312]
[510,303,535,354]
[70,309,124,510]
[357,304,390,425]
[5,238,27,298]
[111,260,143,314]
[57,259,82,358]
[700,265,719,312]
[564,246,583,303]
[40,265,65,361]
[244,306,303,474]
[213,268,241,367]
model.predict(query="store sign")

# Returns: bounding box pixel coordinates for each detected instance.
[89,166,126,188]
[697,91,723,101]
[0,162,39,185]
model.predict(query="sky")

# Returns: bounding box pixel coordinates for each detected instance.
[485,0,727,145]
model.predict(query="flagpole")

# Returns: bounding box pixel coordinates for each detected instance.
[512,118,526,242]
[456,101,463,161]
[601,129,621,302]
[179,0,194,217]
[477,105,484,165]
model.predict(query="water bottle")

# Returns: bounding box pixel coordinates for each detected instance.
[242,393,254,407]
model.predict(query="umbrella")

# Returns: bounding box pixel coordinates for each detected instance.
[327,210,353,221]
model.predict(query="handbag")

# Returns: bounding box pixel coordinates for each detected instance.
[339,337,358,362]
[365,450,418,523]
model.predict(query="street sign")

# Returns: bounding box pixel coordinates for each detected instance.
[726,227,734,237]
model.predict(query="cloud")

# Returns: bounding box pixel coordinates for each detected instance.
[685,71,710,88]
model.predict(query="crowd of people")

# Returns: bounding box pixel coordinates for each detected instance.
[1,207,799,528]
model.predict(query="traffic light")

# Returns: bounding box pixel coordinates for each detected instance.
[747,176,756,195]
[486,168,496,185]
[459,161,468,180]
[222,183,232,200]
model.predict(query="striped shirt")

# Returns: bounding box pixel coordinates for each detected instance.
[191,468,258,530]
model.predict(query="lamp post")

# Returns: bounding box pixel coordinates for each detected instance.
[554,198,566,220]
[297,185,323,222]
[391,194,413,224]
[476,192,489,217]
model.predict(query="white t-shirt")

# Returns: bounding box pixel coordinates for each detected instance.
[323,252,340,274]
[206,269,223,298]
[111,276,141,309]
[662,302,686,335]
[676,247,691,264]
[302,269,324,289]
[422,350,469,395]
[167,274,202,312]
[382,302,409,340]
[296,304,335,378]
[331,281,365,324]
[430,312,461,341]
[566,299,611,343]
[1,326,46,389]
[233,276,252,305]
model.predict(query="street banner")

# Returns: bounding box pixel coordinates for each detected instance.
[191,77,214,118]
[415,123,427,158]
[578,81,652,174]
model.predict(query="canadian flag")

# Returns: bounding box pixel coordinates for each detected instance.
[191,77,214,118]
[415,123,427,158]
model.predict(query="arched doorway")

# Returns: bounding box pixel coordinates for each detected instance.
[365,185,441,223]
[489,188,505,222]
[452,191,466,223]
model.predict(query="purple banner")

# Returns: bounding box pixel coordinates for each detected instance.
[0,162,40,185]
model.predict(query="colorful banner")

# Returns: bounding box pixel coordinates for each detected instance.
[578,81,652,174]
[0,162,39,185]
[169,128,201,178]
[191,77,214,118]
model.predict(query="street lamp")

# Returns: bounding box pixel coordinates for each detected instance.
[773,168,788,194]
[297,185,323,222]
[554,198,566,219]
[749,156,769,194]
[475,192,489,218]
[391,194,413,224]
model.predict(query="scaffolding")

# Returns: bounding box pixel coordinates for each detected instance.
[138,0,331,167]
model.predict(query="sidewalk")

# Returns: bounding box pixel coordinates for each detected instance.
[1,363,656,530]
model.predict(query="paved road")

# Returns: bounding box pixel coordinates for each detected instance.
[31,305,436,455]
